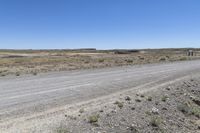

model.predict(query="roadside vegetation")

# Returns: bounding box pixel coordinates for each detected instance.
[0,48,200,76]
[54,77,200,133]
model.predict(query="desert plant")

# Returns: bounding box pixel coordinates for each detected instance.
[135,99,142,102]
[159,57,166,61]
[177,103,190,114]
[140,94,145,98]
[180,57,187,61]
[125,96,131,101]
[88,114,100,124]
[33,72,37,76]
[150,116,162,127]
[161,96,168,102]
[84,60,90,64]
[79,108,84,113]
[155,101,159,105]
[114,101,123,109]
[16,72,20,76]
[0,73,6,77]
[125,59,133,63]
[178,102,200,118]
[191,107,200,118]
[145,111,152,116]
[147,96,152,101]
[98,59,105,63]
[128,124,139,132]
[55,125,69,133]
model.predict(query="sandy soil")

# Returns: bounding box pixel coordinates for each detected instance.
[0,61,200,133]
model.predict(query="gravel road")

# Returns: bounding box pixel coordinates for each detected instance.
[0,60,200,124]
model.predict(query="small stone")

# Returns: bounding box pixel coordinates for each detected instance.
[166,87,171,90]
[135,99,141,102]
[129,124,138,132]
[140,94,145,98]
[190,95,195,100]
[195,120,200,130]
[151,107,159,114]
[99,110,104,113]
[121,117,126,122]
[111,110,117,113]
[155,101,159,105]
[106,113,110,117]
[125,96,131,101]
[187,84,191,87]
[192,98,200,106]
[131,107,135,110]
[162,107,168,111]
[178,118,184,122]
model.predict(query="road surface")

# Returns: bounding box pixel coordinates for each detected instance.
[0,60,200,123]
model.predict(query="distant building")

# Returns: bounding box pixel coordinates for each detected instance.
[187,50,194,56]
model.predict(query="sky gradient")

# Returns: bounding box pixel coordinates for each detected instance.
[0,0,200,49]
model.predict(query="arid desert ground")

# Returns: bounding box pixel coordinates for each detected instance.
[0,49,200,133]
[1,48,200,76]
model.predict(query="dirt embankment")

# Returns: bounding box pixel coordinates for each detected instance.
[1,71,200,133]
[53,77,200,133]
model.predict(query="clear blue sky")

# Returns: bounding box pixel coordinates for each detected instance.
[0,0,200,49]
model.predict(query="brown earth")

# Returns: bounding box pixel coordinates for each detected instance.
[53,75,200,133]
[0,49,200,76]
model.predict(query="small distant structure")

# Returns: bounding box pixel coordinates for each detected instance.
[187,49,194,56]
[113,49,139,54]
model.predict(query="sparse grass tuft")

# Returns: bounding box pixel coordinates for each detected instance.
[159,57,166,61]
[177,103,191,114]
[98,59,105,63]
[125,59,133,63]
[88,114,100,124]
[33,72,37,76]
[16,72,20,76]
[140,94,145,98]
[147,96,152,101]
[177,102,200,118]
[84,60,90,64]
[155,101,159,105]
[55,126,69,133]
[145,111,152,116]
[150,116,162,127]
[161,96,168,102]
[125,96,131,101]
[135,99,142,102]
[79,108,84,113]
[0,73,6,77]
[114,101,124,109]
[179,57,187,61]
[191,107,200,118]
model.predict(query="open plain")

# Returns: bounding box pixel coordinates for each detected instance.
[0,51,200,132]
[1,49,200,76]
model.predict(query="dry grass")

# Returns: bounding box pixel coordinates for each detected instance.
[0,49,200,76]
[88,114,100,124]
